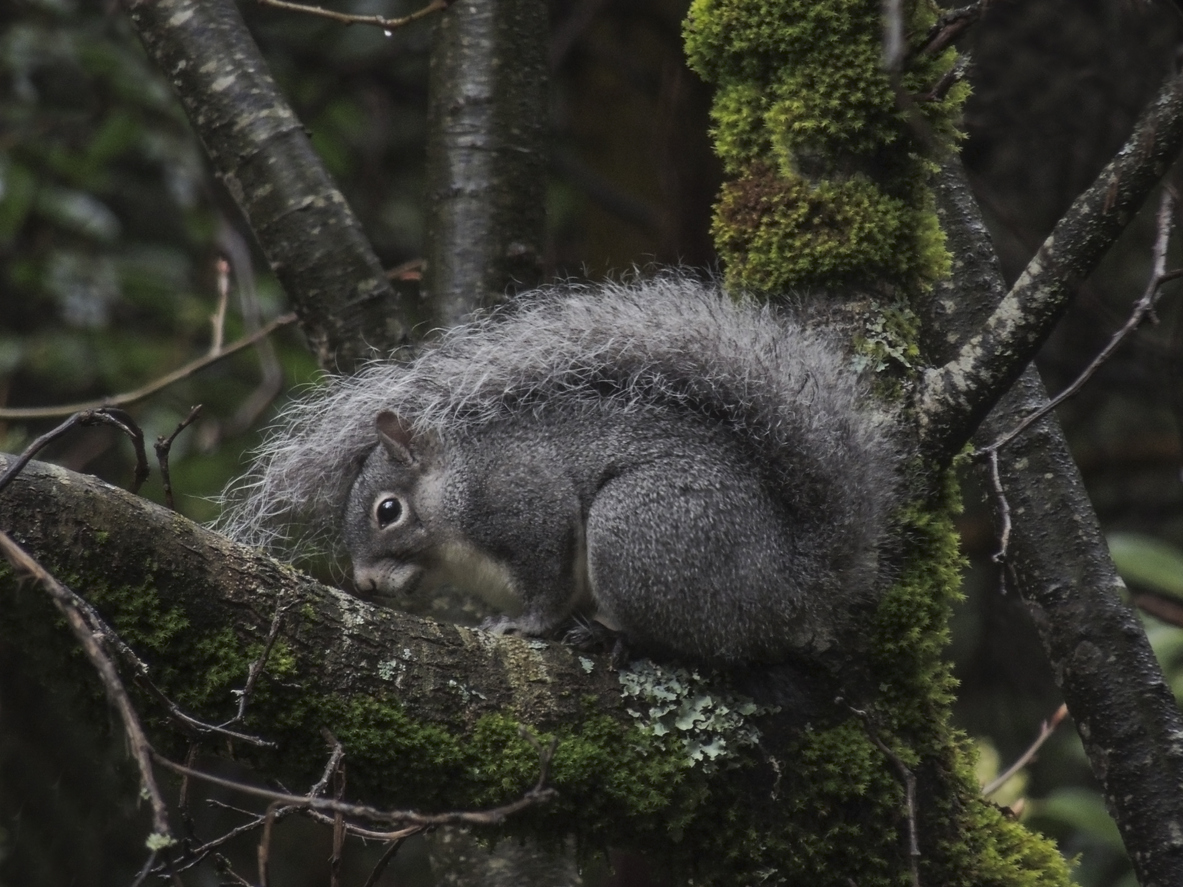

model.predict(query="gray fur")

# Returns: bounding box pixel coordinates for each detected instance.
[217,276,901,665]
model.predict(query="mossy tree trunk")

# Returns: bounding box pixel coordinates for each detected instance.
[686,1,1183,886]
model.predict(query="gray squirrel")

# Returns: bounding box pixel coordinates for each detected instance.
[218,276,901,667]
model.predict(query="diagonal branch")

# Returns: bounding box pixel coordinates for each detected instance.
[916,64,1183,464]
[921,158,1183,887]
[119,0,413,372]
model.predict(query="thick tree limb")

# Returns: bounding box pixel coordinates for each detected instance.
[0,457,623,742]
[916,66,1183,464]
[924,160,1183,887]
[120,0,412,372]
[422,0,549,325]
[0,453,802,884]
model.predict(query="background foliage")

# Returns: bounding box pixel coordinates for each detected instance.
[1,1,1182,885]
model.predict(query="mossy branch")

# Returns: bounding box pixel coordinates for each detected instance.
[0,453,813,884]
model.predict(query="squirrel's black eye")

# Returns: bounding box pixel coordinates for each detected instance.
[375,496,403,528]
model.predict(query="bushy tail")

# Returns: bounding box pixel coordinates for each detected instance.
[215,275,900,564]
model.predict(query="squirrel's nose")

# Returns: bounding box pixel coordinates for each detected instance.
[353,566,380,593]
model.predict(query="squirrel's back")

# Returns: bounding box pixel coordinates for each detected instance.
[217,275,901,663]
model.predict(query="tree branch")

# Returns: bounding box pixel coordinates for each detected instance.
[0,453,795,883]
[921,159,1183,887]
[916,64,1183,464]
[120,0,413,372]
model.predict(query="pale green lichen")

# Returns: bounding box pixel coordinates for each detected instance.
[618,659,772,770]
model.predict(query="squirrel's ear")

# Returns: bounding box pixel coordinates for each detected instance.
[375,411,418,465]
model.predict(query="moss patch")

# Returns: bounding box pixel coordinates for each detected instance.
[685,0,966,296]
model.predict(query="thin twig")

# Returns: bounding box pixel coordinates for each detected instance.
[0,532,178,866]
[0,313,297,421]
[913,1,988,58]
[330,762,347,887]
[154,732,558,830]
[211,258,230,355]
[223,597,293,727]
[980,188,1179,456]
[849,706,921,887]
[985,448,1013,592]
[0,407,149,493]
[982,704,1069,798]
[155,405,203,510]
[311,731,348,799]
[360,836,412,887]
[160,733,349,877]
[258,801,281,887]
[128,850,158,887]
[919,54,970,104]
[256,0,449,32]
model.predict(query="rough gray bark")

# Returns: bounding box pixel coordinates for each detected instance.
[121,0,413,373]
[926,160,1183,887]
[0,454,813,885]
[422,0,549,325]
[0,457,621,739]
[916,66,1183,465]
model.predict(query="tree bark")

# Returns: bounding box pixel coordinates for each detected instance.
[121,0,413,372]
[925,160,1183,887]
[0,454,797,884]
[422,0,549,325]
[916,67,1183,465]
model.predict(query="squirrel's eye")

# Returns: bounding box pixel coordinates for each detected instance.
[375,496,403,528]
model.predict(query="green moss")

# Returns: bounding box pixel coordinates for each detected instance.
[685,0,963,296]
[714,164,950,293]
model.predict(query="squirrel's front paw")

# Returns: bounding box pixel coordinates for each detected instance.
[564,618,630,666]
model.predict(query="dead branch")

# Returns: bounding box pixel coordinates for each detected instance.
[0,314,297,422]
[982,704,1069,799]
[255,0,450,33]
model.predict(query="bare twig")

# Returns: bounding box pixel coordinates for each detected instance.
[984,448,1013,592]
[223,597,293,727]
[0,313,297,421]
[0,407,149,493]
[0,532,177,867]
[914,2,988,58]
[979,188,1179,456]
[360,836,412,887]
[154,730,558,831]
[258,800,280,887]
[202,232,287,444]
[919,54,970,104]
[330,761,347,887]
[256,0,450,32]
[211,257,231,355]
[128,850,158,887]
[849,706,920,887]
[982,704,1069,798]
[155,405,203,510]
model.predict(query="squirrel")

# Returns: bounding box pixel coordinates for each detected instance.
[218,275,901,667]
